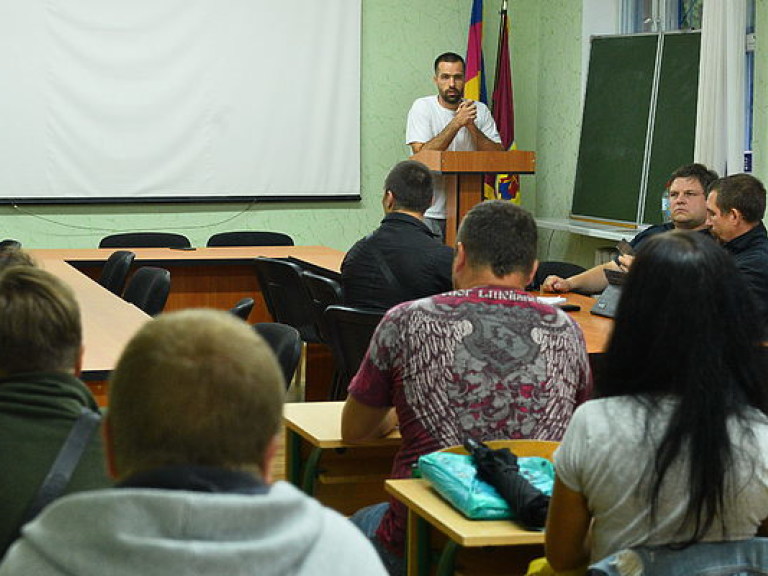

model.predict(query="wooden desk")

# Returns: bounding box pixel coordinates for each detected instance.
[553,293,613,355]
[30,247,345,400]
[30,246,344,321]
[284,401,401,515]
[37,259,150,382]
[387,478,545,576]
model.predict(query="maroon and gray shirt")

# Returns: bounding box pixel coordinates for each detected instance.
[348,286,592,554]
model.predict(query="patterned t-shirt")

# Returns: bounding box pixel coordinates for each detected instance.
[348,286,592,554]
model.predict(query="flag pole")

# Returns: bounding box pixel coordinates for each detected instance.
[492,0,508,114]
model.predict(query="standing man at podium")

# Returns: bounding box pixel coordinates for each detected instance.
[406,52,504,241]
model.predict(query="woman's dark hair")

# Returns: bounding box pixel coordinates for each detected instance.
[596,231,768,543]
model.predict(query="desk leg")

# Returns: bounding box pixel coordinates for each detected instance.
[435,541,458,576]
[301,447,323,495]
[407,511,431,576]
[286,429,303,487]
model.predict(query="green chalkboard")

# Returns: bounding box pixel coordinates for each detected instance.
[571,32,701,225]
[643,32,701,224]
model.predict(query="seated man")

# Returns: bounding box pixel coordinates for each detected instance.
[0,310,385,575]
[707,173,768,337]
[342,160,453,311]
[341,201,592,574]
[543,163,718,294]
[0,266,110,556]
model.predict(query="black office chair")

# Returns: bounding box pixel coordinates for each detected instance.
[207,231,294,247]
[527,261,588,294]
[323,305,385,400]
[98,250,135,296]
[253,322,302,389]
[229,297,255,321]
[252,258,320,344]
[99,232,191,249]
[122,267,171,316]
[301,271,343,343]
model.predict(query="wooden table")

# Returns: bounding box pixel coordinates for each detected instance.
[544,293,613,355]
[30,246,344,322]
[284,401,401,515]
[36,258,150,382]
[387,478,545,576]
[29,246,345,401]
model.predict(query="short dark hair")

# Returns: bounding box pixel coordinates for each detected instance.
[709,173,766,223]
[385,160,433,213]
[668,163,719,192]
[0,266,81,375]
[434,52,465,73]
[457,201,537,277]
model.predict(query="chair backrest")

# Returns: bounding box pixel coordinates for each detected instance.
[0,239,21,250]
[323,305,385,400]
[98,250,136,296]
[207,231,294,247]
[122,267,171,316]
[229,297,255,321]
[99,232,191,249]
[253,323,302,389]
[440,439,560,461]
[301,271,343,342]
[528,261,587,292]
[252,258,319,343]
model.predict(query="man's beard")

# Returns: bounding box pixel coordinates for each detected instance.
[441,89,462,105]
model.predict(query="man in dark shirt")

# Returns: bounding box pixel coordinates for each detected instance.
[543,163,718,294]
[341,160,453,311]
[707,173,768,337]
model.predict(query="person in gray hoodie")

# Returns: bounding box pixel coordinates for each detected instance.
[0,309,386,576]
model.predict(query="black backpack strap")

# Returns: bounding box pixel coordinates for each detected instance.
[21,407,102,525]
[367,243,406,302]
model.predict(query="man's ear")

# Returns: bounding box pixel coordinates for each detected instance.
[261,434,279,484]
[103,415,119,480]
[73,345,84,377]
[454,242,467,271]
[382,190,396,212]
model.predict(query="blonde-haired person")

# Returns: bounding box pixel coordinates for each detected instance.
[0,266,109,556]
[0,309,386,576]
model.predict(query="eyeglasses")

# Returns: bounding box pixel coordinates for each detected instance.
[668,191,704,200]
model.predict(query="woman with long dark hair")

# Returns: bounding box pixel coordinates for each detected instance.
[545,231,768,572]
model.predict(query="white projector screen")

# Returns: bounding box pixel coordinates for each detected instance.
[0,0,361,203]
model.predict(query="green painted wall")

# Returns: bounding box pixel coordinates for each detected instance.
[4,0,765,271]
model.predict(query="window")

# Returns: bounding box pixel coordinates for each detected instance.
[622,0,755,172]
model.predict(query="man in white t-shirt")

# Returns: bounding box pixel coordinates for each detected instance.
[406,52,503,241]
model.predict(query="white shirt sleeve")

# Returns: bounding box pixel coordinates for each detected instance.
[553,402,590,493]
[405,98,434,145]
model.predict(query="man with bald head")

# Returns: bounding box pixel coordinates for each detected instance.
[0,310,385,576]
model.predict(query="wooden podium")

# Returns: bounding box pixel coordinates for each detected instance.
[410,150,536,246]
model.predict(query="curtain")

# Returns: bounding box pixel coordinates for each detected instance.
[694,0,746,175]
